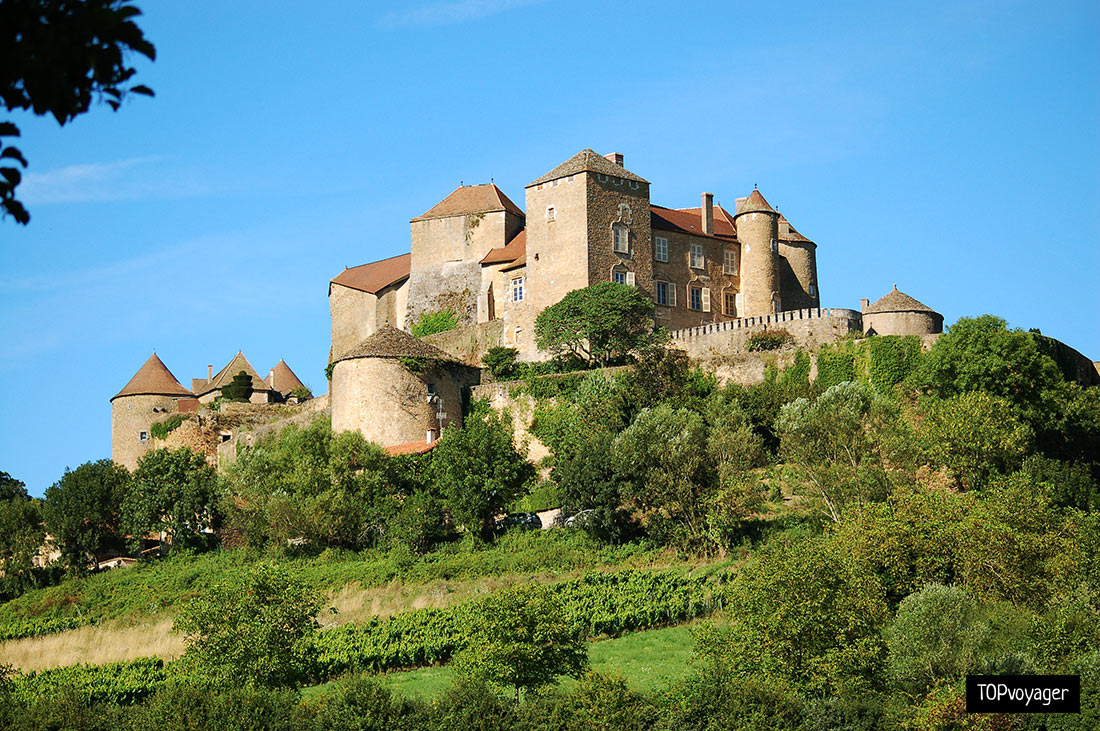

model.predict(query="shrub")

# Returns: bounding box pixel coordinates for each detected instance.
[483,346,519,380]
[746,328,794,351]
[410,309,458,337]
[149,414,185,440]
[221,371,253,402]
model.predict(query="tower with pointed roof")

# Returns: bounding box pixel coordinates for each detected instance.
[111,353,196,470]
[733,189,781,318]
[405,183,525,331]
[192,350,276,404]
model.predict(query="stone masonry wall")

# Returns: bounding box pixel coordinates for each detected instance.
[669,307,863,360]
[423,319,504,366]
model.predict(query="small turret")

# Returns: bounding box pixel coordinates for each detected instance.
[734,189,780,317]
[111,353,194,470]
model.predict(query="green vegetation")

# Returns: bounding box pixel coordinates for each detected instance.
[409,308,458,337]
[149,414,185,440]
[43,460,130,575]
[221,370,254,402]
[746,328,794,351]
[123,448,219,554]
[534,281,662,367]
[2,313,1099,729]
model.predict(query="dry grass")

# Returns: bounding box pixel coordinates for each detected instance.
[0,617,184,672]
[0,573,581,671]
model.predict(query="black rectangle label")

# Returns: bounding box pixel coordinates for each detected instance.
[966,675,1080,713]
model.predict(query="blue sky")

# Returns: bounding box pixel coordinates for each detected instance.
[1,0,1097,496]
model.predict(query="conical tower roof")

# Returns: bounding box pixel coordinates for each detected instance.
[333,326,459,364]
[865,285,938,314]
[112,353,193,401]
[267,359,306,396]
[734,189,777,217]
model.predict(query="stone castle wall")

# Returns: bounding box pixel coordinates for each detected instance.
[668,307,863,360]
[423,319,504,367]
[111,394,188,471]
[217,393,331,465]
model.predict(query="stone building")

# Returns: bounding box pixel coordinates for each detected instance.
[192,351,277,404]
[331,148,821,359]
[110,353,197,470]
[861,286,944,337]
[330,327,480,450]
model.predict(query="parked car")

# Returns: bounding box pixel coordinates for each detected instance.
[493,512,542,534]
[564,509,596,529]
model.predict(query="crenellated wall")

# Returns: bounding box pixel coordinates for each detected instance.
[668,307,863,359]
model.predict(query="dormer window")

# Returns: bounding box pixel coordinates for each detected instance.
[613,224,629,254]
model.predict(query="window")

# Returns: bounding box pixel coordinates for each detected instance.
[546,206,555,222]
[690,243,704,269]
[690,286,702,311]
[809,283,817,297]
[655,236,669,262]
[723,249,738,275]
[626,271,636,286]
[724,292,737,316]
[514,327,524,344]
[613,224,629,253]
[139,431,148,442]
[770,237,778,253]
[510,276,524,302]
[655,281,675,307]
[613,270,626,285]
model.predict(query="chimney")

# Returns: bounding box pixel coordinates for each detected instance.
[207,364,213,381]
[268,368,275,387]
[604,152,624,167]
[860,298,869,313]
[734,196,748,214]
[701,192,714,236]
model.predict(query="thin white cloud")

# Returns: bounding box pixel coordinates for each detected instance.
[378,0,547,28]
[20,156,214,204]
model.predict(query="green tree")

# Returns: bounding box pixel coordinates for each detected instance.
[721,536,889,694]
[917,391,1033,489]
[776,381,895,522]
[123,448,219,553]
[1,0,155,224]
[43,459,130,574]
[429,408,534,541]
[453,583,588,701]
[534,282,659,367]
[220,370,254,402]
[173,562,323,689]
[885,583,989,695]
[0,471,45,600]
[612,403,716,547]
[482,346,519,380]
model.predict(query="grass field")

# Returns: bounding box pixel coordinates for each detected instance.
[302,624,699,701]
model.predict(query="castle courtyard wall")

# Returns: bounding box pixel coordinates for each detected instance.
[669,307,863,360]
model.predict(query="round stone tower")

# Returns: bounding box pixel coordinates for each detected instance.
[734,189,781,317]
[111,353,195,471]
[861,285,944,336]
[330,327,478,448]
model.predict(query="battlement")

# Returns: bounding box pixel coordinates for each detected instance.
[668,307,863,360]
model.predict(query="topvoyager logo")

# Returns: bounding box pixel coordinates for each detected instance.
[966,675,1080,714]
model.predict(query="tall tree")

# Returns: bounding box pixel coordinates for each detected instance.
[43,460,130,574]
[1,0,155,224]
[123,448,219,553]
[0,471,45,600]
[534,282,660,367]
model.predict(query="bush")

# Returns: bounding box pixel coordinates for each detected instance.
[483,346,519,380]
[746,328,794,352]
[221,370,254,402]
[410,309,458,337]
[149,414,185,440]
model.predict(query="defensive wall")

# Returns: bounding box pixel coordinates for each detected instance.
[667,307,863,360]
[215,393,331,465]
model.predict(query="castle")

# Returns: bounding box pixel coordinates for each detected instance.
[114,148,950,466]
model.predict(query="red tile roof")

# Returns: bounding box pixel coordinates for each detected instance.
[331,253,411,295]
[385,440,439,456]
[267,359,306,396]
[412,184,524,222]
[480,229,526,265]
[112,353,194,401]
[650,204,737,241]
